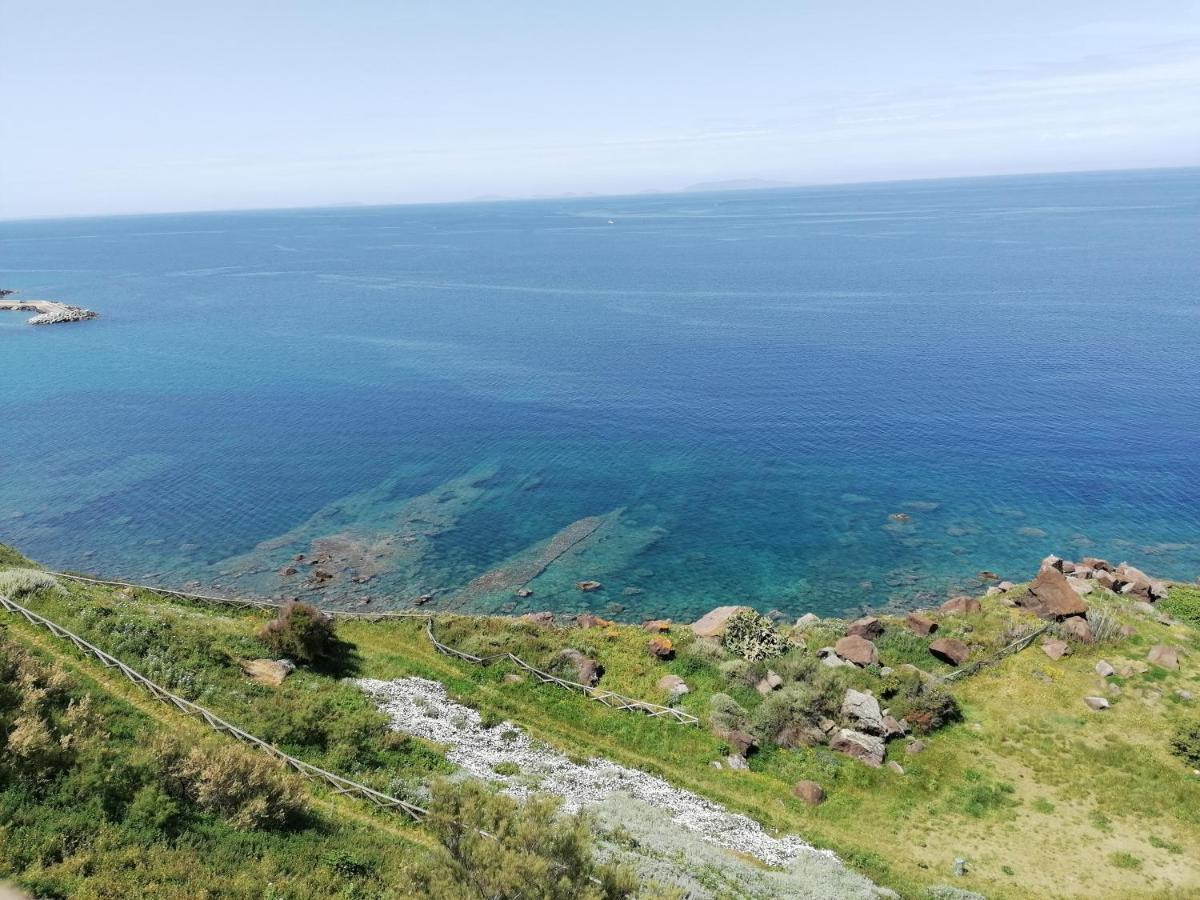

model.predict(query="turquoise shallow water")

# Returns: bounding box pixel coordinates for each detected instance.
[2,168,1199,620]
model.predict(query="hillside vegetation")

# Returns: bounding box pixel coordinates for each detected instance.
[1,543,1198,898]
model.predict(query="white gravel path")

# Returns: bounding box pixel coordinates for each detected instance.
[357,676,839,869]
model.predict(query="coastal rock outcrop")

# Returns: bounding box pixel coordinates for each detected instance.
[833,635,879,667]
[928,638,970,666]
[691,605,751,638]
[829,729,885,767]
[1020,564,1089,618]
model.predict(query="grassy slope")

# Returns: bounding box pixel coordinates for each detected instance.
[2,550,1198,899]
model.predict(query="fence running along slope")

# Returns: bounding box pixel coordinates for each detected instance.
[0,593,429,822]
[425,620,700,725]
[52,571,700,726]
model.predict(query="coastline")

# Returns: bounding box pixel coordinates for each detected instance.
[0,291,98,325]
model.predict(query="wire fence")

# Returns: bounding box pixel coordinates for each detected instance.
[426,621,700,725]
[0,593,430,823]
[52,570,700,726]
[942,623,1050,682]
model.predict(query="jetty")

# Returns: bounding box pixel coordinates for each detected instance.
[0,290,98,325]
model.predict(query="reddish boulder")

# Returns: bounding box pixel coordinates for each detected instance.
[576,613,612,628]
[1081,557,1113,572]
[905,612,938,636]
[834,634,880,667]
[940,596,982,616]
[1021,565,1088,619]
[643,619,672,633]
[829,729,885,767]
[1147,645,1180,670]
[792,780,826,805]
[929,638,970,666]
[647,636,675,661]
[846,616,884,640]
[1041,639,1070,660]
[521,611,556,627]
[723,729,757,757]
[1061,616,1094,644]
[690,605,751,638]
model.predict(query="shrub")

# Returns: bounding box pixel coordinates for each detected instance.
[1170,720,1200,767]
[1160,586,1200,627]
[880,670,961,734]
[0,568,58,598]
[708,693,750,734]
[1108,851,1143,871]
[258,601,339,666]
[722,609,787,661]
[155,737,306,829]
[419,779,638,899]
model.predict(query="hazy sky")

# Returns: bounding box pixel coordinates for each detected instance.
[3,1,1198,218]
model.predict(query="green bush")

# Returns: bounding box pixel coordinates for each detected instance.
[880,670,961,734]
[155,736,307,830]
[708,693,750,734]
[418,780,639,899]
[722,610,787,661]
[258,601,340,666]
[1170,720,1200,767]
[1161,586,1200,627]
[0,568,59,598]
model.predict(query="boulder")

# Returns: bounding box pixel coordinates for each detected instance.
[773,722,829,749]
[887,761,905,775]
[929,638,970,666]
[1114,564,1153,599]
[1148,580,1170,602]
[643,619,671,632]
[1147,645,1180,670]
[1081,556,1113,572]
[905,739,926,755]
[834,635,880,667]
[818,647,852,668]
[723,730,757,757]
[795,612,821,629]
[647,636,675,661]
[657,674,690,699]
[829,729,885,767]
[940,596,982,616]
[576,613,612,629]
[1041,639,1070,660]
[1066,577,1094,596]
[515,588,533,598]
[691,605,751,638]
[1084,696,1110,711]
[998,580,1016,591]
[846,616,884,640]
[1061,616,1094,644]
[239,658,295,687]
[756,670,784,696]
[521,611,555,627]
[1041,554,1065,571]
[725,754,749,770]
[575,580,603,592]
[882,715,909,740]
[792,780,826,805]
[841,689,885,735]
[905,612,938,636]
[1021,565,1088,619]
[553,648,603,686]
[1095,660,1115,677]
[986,586,1002,597]
[1094,571,1117,590]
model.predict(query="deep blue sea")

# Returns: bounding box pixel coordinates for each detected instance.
[2,168,1199,621]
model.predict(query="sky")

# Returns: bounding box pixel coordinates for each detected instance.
[2,1,1198,219]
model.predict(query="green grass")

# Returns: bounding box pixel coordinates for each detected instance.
[4,548,1200,899]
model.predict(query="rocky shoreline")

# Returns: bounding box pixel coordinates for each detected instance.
[0,290,98,325]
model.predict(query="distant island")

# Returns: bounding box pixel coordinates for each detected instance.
[0,289,97,325]
[683,178,795,193]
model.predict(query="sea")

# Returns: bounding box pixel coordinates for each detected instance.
[2,168,1198,621]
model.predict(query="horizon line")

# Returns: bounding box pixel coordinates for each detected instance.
[2,162,1196,226]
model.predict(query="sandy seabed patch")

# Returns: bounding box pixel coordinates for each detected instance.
[358,676,842,870]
